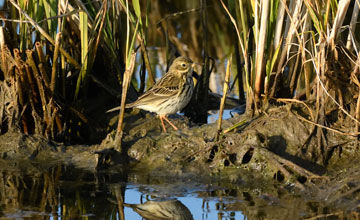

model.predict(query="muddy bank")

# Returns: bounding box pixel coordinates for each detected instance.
[115,106,356,181]
[0,105,360,215]
[0,131,124,171]
[0,106,357,179]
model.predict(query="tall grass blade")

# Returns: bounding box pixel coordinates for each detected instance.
[127,20,139,67]
[42,0,58,39]
[132,0,142,25]
[74,11,89,100]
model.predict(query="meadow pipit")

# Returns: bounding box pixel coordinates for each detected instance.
[108,56,196,132]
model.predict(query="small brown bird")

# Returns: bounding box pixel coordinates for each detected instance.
[108,56,196,132]
[124,199,194,220]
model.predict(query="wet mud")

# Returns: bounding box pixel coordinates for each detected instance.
[1,105,360,219]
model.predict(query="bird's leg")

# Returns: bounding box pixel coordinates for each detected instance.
[159,115,167,132]
[163,116,178,131]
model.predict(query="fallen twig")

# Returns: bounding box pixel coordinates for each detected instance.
[296,113,360,137]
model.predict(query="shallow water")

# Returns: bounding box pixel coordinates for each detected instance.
[0,165,246,220]
[1,162,356,220]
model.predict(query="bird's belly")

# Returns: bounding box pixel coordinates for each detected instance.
[168,82,193,114]
[136,104,162,113]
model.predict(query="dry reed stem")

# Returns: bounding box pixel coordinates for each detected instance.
[29,61,48,125]
[23,63,38,104]
[45,99,59,138]
[356,90,360,138]
[38,64,50,90]
[15,68,28,134]
[50,32,62,94]
[61,54,66,98]
[296,113,360,137]
[13,49,25,106]
[25,75,42,134]
[353,54,360,138]
[54,115,62,134]
[0,26,3,50]
[115,52,137,151]
[328,0,351,49]
[1,45,16,80]
[13,48,22,67]
[15,69,24,107]
[140,39,155,85]
[26,51,47,112]
[216,55,232,141]
[35,42,50,82]
[0,27,7,79]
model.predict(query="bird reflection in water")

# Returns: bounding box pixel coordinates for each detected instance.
[125,199,194,220]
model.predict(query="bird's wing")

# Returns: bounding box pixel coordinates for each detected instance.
[150,85,179,96]
[152,71,183,95]
[127,71,184,107]
[127,85,178,107]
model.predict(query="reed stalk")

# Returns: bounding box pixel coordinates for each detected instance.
[24,63,38,105]
[26,51,48,117]
[216,55,232,141]
[35,42,50,86]
[38,64,50,90]
[114,0,139,151]
[115,52,136,151]
[328,0,351,49]
[254,0,270,104]
[0,27,9,79]
[50,32,61,95]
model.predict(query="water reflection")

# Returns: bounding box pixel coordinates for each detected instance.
[125,199,193,220]
[0,162,356,220]
[0,163,243,219]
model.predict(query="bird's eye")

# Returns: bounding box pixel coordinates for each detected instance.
[181,63,186,68]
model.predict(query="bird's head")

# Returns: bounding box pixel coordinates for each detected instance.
[169,56,195,77]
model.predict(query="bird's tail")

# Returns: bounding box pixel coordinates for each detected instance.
[106,106,121,113]
[106,103,135,113]
[123,203,135,208]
